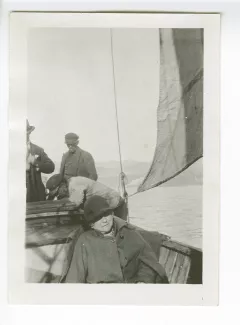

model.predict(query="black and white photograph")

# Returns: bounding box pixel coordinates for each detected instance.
[8,13,220,305]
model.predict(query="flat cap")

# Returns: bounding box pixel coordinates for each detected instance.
[65,133,79,141]
[46,174,62,191]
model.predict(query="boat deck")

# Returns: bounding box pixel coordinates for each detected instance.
[25,201,202,284]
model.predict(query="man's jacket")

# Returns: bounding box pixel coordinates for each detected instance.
[26,143,55,202]
[64,217,169,284]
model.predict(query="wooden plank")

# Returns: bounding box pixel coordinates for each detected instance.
[25,224,83,248]
[162,240,191,255]
[162,239,202,255]
[26,215,73,226]
[27,210,83,220]
[171,253,185,283]
[25,241,72,280]
[165,250,178,280]
[26,200,79,216]
[177,255,191,283]
[159,247,170,267]
[26,213,84,230]
[25,268,61,283]
[160,238,202,284]
[159,245,198,284]
[168,252,178,282]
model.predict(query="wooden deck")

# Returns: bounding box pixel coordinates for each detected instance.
[26,200,80,216]
[159,240,202,284]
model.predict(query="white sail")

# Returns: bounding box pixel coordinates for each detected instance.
[138,29,203,192]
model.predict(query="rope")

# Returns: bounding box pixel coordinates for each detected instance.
[110,29,129,222]
[110,29,124,174]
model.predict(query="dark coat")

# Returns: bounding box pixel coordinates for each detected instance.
[26,143,55,202]
[64,217,168,284]
[60,147,98,181]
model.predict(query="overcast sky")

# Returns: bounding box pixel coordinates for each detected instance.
[27,28,160,164]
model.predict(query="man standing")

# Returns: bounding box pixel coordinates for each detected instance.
[60,133,98,181]
[26,120,55,202]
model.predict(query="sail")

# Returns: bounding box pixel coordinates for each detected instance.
[138,29,203,192]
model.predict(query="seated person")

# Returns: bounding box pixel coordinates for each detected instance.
[45,174,128,220]
[64,195,169,284]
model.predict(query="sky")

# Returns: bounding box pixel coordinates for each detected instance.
[27,28,160,164]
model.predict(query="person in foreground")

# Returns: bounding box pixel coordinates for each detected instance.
[65,195,169,284]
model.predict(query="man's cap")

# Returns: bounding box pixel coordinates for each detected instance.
[65,133,79,143]
[46,174,63,191]
[84,195,114,224]
[27,120,35,134]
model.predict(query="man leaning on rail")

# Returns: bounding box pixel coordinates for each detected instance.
[64,195,169,284]
[45,174,128,221]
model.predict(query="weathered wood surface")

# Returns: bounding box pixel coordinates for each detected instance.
[25,203,203,284]
[179,255,191,283]
[27,211,83,221]
[162,239,201,256]
[26,268,61,283]
[25,243,72,281]
[26,224,83,248]
[26,200,80,216]
[25,231,202,284]
[159,239,202,283]
[25,226,85,282]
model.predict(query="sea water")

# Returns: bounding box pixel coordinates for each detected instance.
[128,185,202,249]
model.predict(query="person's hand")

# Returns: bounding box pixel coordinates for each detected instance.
[32,155,40,171]
[26,154,40,171]
[28,154,36,164]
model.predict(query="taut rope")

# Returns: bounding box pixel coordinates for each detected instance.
[109,29,129,222]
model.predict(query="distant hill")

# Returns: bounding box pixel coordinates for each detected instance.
[41,158,203,190]
[96,160,151,190]
[96,159,203,189]
[161,159,203,187]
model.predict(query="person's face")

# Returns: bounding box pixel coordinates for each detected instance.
[91,213,114,234]
[66,141,78,154]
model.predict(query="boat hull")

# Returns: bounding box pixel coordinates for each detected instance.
[25,215,202,284]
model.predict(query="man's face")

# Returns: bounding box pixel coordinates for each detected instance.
[91,213,114,234]
[66,141,78,154]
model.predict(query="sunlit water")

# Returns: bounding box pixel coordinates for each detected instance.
[128,185,202,249]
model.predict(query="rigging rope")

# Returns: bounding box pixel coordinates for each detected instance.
[109,29,129,222]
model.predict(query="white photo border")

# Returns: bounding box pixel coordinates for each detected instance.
[8,12,220,305]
